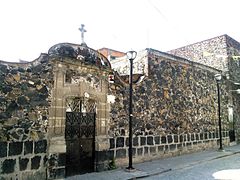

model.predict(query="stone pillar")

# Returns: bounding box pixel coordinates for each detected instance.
[47,63,67,179]
[49,66,66,136]
[94,99,111,171]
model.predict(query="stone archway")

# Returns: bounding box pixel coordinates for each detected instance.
[47,43,112,179]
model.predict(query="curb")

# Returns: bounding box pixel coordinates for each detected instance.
[127,168,172,180]
[128,150,240,179]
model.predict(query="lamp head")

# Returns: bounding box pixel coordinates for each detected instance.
[126,51,137,61]
[214,74,222,81]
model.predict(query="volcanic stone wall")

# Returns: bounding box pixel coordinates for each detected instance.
[168,34,240,81]
[233,93,240,141]
[226,36,240,142]
[168,34,240,142]
[0,54,53,180]
[109,49,230,165]
[225,36,240,140]
[225,35,240,82]
[167,35,229,71]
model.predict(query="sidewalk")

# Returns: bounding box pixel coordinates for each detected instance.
[67,144,240,180]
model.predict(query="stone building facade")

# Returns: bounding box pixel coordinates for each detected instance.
[0,35,239,179]
[168,34,240,142]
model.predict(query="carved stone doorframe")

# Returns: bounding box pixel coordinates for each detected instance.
[47,59,111,178]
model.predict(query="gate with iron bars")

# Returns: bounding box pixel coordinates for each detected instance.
[65,97,96,177]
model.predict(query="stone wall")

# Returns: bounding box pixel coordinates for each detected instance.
[225,36,240,138]
[226,35,240,82]
[167,35,229,71]
[108,131,229,165]
[0,54,53,180]
[167,34,240,81]
[167,34,240,142]
[109,49,230,165]
[0,38,237,178]
[0,140,47,180]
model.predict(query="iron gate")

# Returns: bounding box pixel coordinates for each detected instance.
[65,97,96,177]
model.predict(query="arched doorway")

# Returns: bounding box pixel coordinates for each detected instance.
[65,97,96,176]
[47,42,112,179]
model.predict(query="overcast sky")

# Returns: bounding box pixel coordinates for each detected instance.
[0,0,240,62]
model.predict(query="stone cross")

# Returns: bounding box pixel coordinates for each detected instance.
[79,24,87,44]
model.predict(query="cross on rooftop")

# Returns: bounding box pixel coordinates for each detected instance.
[79,24,87,45]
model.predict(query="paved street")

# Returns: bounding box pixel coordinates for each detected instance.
[67,144,240,180]
[145,151,240,180]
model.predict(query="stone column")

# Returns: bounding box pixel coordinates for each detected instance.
[47,63,67,179]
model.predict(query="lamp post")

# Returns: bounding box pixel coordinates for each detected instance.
[126,50,137,171]
[214,73,223,151]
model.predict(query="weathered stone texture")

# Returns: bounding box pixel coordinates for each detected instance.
[167,35,240,143]
[167,36,240,93]
[0,142,7,158]
[110,52,228,137]
[0,54,53,142]
[109,49,230,165]
[24,141,33,155]
[225,36,240,142]
[34,140,47,154]
[0,36,238,178]
[225,35,240,81]
[0,54,52,179]
[167,35,228,71]
[9,142,23,156]
[1,159,16,174]
[31,156,41,170]
[19,158,29,171]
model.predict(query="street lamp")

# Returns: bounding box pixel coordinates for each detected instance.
[126,50,137,171]
[214,73,223,151]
